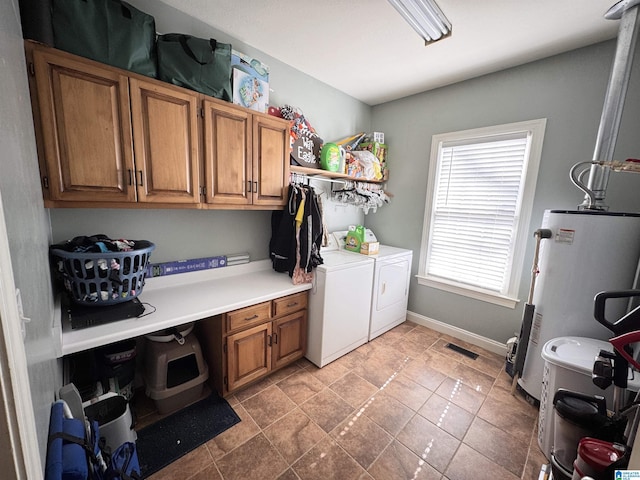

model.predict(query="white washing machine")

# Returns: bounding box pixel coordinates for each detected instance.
[334,230,413,340]
[305,235,374,368]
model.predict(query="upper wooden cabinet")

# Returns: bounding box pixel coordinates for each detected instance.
[252,115,290,207]
[129,78,200,204]
[203,100,251,206]
[29,44,136,203]
[203,99,289,208]
[25,41,289,209]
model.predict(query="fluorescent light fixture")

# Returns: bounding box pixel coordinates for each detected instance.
[388,0,452,44]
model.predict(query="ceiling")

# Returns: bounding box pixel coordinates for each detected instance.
[159,0,622,106]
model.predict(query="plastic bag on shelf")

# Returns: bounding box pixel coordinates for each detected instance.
[349,150,383,181]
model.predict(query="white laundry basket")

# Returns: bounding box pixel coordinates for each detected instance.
[537,336,614,460]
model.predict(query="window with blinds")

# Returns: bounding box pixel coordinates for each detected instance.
[419,119,546,307]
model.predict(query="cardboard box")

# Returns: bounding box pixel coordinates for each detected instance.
[231,50,269,113]
[233,69,269,113]
[360,242,380,255]
[146,255,227,277]
[231,50,269,82]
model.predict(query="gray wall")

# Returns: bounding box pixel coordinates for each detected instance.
[7,0,372,466]
[367,40,640,343]
[8,0,640,466]
[50,0,372,263]
[0,0,59,468]
[130,0,372,145]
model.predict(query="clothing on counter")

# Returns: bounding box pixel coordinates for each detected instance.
[292,188,313,285]
[51,234,138,253]
[270,184,324,281]
[270,203,297,275]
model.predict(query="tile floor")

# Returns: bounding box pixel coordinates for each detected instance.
[137,321,547,480]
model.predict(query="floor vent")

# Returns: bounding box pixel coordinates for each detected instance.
[445,343,479,360]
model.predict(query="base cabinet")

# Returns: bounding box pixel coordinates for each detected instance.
[199,292,307,397]
[226,323,272,393]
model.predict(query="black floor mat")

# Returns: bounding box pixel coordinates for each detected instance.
[136,391,240,478]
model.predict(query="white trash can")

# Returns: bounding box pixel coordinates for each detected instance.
[537,336,614,460]
[84,392,137,452]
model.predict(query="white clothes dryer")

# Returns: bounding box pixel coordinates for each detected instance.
[333,230,413,340]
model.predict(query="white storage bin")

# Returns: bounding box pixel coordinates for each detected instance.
[83,392,136,452]
[537,336,614,460]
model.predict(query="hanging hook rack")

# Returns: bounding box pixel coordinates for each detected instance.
[289,171,348,187]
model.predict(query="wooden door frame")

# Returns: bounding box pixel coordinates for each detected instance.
[0,193,43,479]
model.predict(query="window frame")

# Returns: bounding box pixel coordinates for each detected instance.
[417,118,547,308]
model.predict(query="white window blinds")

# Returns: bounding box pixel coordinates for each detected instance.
[426,133,531,293]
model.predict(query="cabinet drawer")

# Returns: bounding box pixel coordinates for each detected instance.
[226,301,271,333]
[273,292,308,318]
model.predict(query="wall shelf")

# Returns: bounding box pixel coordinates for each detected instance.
[290,165,385,184]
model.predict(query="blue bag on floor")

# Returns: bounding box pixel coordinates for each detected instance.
[104,442,141,480]
[45,401,107,480]
[45,402,88,480]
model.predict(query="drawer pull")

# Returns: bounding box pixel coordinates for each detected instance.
[245,314,259,321]
[273,333,278,344]
[286,302,298,308]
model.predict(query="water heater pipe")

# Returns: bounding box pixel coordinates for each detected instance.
[571,159,640,206]
[579,0,640,210]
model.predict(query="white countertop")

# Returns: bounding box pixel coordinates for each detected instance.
[54,260,311,357]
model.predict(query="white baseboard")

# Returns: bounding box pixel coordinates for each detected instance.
[406,311,507,356]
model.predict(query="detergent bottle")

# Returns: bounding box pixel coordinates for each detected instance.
[320,143,345,172]
[345,225,365,252]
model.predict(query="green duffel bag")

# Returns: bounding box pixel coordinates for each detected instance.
[157,34,232,101]
[52,0,157,78]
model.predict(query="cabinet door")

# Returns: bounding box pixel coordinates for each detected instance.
[226,322,271,392]
[30,47,136,202]
[129,78,201,204]
[252,115,289,207]
[203,100,252,205]
[272,311,307,370]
